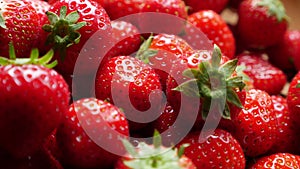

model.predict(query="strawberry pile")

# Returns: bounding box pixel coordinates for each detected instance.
[1,0,300,168]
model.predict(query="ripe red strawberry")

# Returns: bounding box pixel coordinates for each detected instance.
[42,0,112,75]
[237,52,287,95]
[177,129,245,169]
[287,71,300,127]
[187,10,236,59]
[138,0,188,35]
[95,56,164,130]
[0,46,70,158]
[115,131,197,169]
[25,0,51,55]
[136,33,194,91]
[166,45,244,129]
[249,153,300,169]
[103,0,144,20]
[267,30,300,74]
[268,95,300,154]
[104,20,142,66]
[184,0,229,14]
[267,30,299,70]
[0,0,40,58]
[229,89,277,157]
[56,98,129,169]
[237,0,288,49]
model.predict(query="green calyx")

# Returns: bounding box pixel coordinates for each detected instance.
[0,12,7,29]
[42,6,86,60]
[121,130,189,169]
[257,0,288,22]
[0,43,57,68]
[296,83,300,88]
[135,35,158,64]
[173,45,245,120]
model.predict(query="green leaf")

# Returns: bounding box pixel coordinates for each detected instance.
[59,6,67,19]
[226,88,243,109]
[70,21,87,31]
[219,59,238,79]
[8,42,16,60]
[65,11,80,23]
[153,130,162,149]
[257,0,288,22]
[177,144,189,158]
[0,13,7,29]
[211,44,222,68]
[121,139,137,157]
[172,79,200,97]
[182,68,200,79]
[296,83,300,88]
[222,103,231,120]
[226,76,245,90]
[46,11,59,25]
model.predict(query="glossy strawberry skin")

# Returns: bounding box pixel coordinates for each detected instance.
[146,34,194,91]
[249,153,300,169]
[56,98,129,169]
[268,95,300,154]
[287,71,300,127]
[138,0,188,35]
[103,0,144,21]
[187,10,236,59]
[104,21,142,66]
[177,129,245,169]
[237,52,287,95]
[266,30,300,76]
[0,64,70,158]
[230,89,277,157]
[0,0,40,58]
[237,0,288,49]
[184,0,229,14]
[45,0,112,75]
[95,56,164,130]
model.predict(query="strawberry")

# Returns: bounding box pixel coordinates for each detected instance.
[287,71,300,127]
[237,52,287,95]
[138,0,188,35]
[0,0,40,58]
[42,0,112,75]
[184,0,229,14]
[56,98,129,169]
[136,33,194,91]
[103,0,144,21]
[95,55,164,130]
[115,131,197,169]
[25,0,51,55]
[229,89,277,157]
[267,30,300,74]
[268,95,300,154]
[187,10,236,59]
[177,129,246,169]
[0,45,70,158]
[104,20,142,66]
[237,0,288,49]
[249,153,300,169]
[166,45,244,129]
